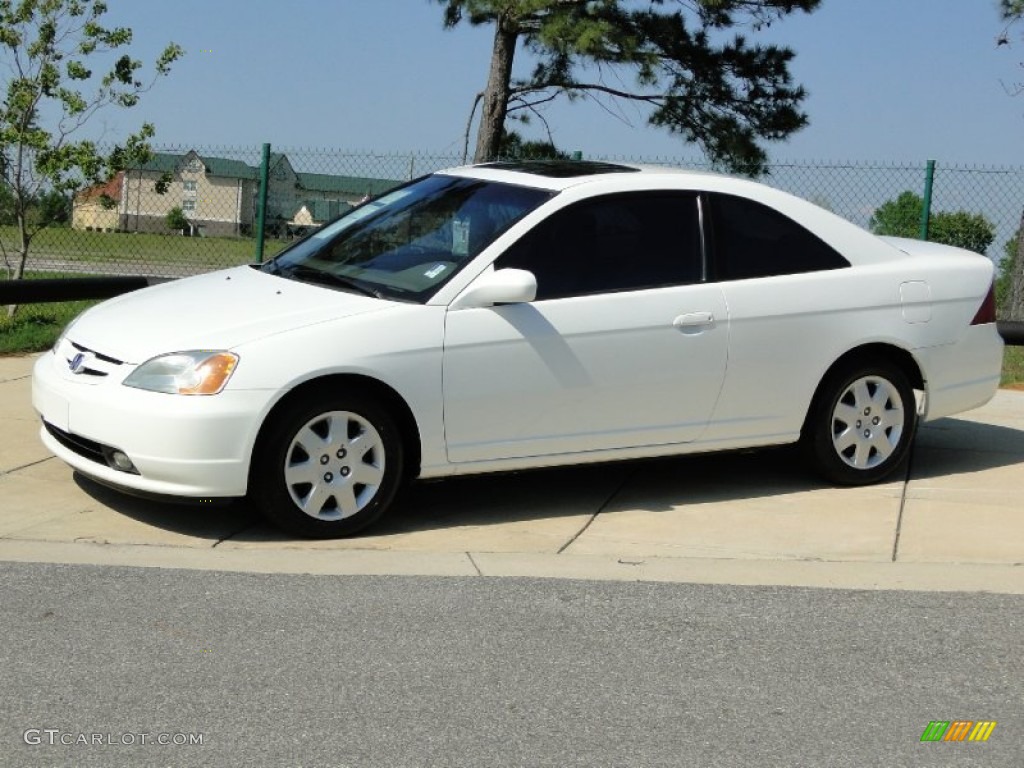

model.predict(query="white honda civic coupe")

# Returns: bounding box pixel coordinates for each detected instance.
[33,161,1003,537]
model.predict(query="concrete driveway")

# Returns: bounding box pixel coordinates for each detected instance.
[2,353,1022,593]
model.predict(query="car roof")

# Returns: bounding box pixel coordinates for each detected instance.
[441,160,903,269]
[442,160,728,192]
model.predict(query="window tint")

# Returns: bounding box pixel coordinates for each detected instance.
[496,193,701,300]
[708,194,849,280]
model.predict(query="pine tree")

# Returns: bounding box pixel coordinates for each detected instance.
[438,0,820,173]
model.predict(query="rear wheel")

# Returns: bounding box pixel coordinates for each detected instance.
[803,360,916,485]
[249,392,404,538]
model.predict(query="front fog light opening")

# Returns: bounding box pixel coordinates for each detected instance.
[104,448,139,474]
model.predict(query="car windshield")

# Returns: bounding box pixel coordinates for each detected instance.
[264,174,553,302]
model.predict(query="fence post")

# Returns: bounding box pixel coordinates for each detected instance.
[918,159,935,241]
[254,142,271,263]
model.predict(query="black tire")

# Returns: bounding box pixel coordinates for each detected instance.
[802,359,917,486]
[249,391,404,538]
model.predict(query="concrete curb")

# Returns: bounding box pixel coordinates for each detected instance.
[0,539,1021,594]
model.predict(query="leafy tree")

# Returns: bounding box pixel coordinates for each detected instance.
[36,189,69,226]
[166,205,188,233]
[438,0,820,173]
[0,181,15,225]
[929,211,995,256]
[868,191,921,239]
[1000,217,1024,320]
[998,0,1024,95]
[996,231,1018,318]
[0,0,183,311]
[497,128,568,160]
[869,191,995,255]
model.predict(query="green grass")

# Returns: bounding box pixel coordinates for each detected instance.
[1002,345,1024,388]
[0,270,102,354]
[0,299,98,354]
[0,225,288,270]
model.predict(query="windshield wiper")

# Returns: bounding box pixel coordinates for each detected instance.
[283,264,385,299]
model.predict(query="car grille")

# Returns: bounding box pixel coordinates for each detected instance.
[63,341,125,378]
[43,421,108,466]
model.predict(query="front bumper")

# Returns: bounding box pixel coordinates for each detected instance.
[32,349,271,498]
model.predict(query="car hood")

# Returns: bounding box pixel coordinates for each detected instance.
[66,266,388,363]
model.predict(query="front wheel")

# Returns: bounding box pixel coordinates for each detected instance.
[803,360,917,486]
[249,392,404,538]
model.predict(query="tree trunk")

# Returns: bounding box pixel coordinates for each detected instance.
[5,210,29,318]
[473,15,518,164]
[1011,208,1024,321]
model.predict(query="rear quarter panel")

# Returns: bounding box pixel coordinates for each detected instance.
[706,245,997,443]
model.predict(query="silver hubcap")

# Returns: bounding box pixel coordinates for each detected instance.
[831,376,905,470]
[283,410,385,521]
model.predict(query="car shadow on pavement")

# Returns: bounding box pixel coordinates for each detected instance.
[70,416,1023,542]
[910,416,1024,480]
[71,473,262,541]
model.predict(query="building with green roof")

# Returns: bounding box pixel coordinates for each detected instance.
[87,149,399,237]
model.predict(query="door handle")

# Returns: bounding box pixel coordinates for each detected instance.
[673,311,715,331]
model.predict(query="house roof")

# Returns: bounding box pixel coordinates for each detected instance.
[296,172,398,197]
[292,199,354,223]
[131,150,399,195]
[136,151,257,179]
[76,171,124,201]
[202,156,258,179]
[135,152,181,174]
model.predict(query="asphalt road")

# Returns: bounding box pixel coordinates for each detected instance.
[1,562,1020,768]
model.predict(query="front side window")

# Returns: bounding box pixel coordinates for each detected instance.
[707,194,849,280]
[266,174,552,302]
[495,193,702,300]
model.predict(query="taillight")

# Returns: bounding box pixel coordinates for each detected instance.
[970,282,997,325]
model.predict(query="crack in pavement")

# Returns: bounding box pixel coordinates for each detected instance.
[891,423,922,563]
[0,455,55,478]
[557,468,636,555]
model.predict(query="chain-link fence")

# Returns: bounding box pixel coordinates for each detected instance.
[0,145,449,281]
[3,144,1023,288]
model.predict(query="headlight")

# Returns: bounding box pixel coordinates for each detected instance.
[123,351,239,395]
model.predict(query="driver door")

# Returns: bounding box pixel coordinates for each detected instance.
[442,192,729,463]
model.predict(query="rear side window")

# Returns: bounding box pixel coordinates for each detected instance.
[707,194,849,280]
[496,193,702,300]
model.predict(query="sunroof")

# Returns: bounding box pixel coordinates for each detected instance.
[481,160,640,178]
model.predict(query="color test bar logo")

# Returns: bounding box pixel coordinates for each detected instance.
[920,721,997,742]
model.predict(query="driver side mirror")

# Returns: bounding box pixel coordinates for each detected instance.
[451,268,537,309]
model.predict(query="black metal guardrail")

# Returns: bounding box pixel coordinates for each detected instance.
[999,321,1024,345]
[3,276,1023,346]
[0,276,155,305]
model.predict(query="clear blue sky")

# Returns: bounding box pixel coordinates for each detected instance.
[88,1,1022,165]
